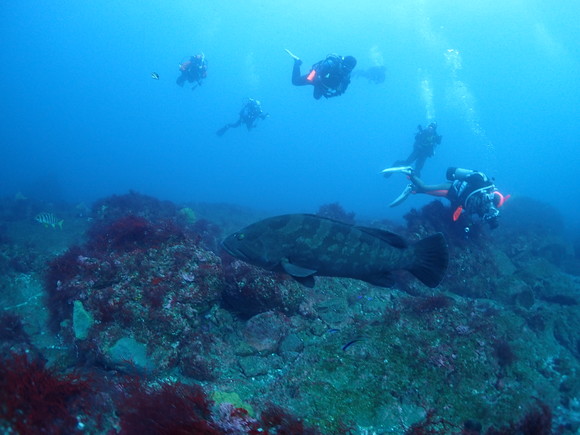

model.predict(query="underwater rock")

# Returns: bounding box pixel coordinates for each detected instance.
[45,213,226,375]
[221,258,305,318]
[8,194,579,433]
[279,333,304,354]
[179,207,196,224]
[72,300,94,340]
[492,249,517,276]
[211,391,254,416]
[91,191,179,224]
[238,354,283,377]
[494,277,534,308]
[513,287,536,310]
[107,337,154,372]
[518,258,577,305]
[315,296,350,328]
[243,311,289,352]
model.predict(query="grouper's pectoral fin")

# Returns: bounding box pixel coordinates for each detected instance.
[281,258,317,277]
[364,272,395,288]
[280,258,317,288]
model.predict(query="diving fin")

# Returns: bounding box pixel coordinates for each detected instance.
[216,126,229,137]
[284,48,300,61]
[380,166,413,176]
[389,184,414,207]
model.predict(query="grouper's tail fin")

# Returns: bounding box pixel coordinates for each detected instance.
[408,232,449,288]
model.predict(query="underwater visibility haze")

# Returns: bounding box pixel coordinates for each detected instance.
[1,0,579,227]
[1,0,580,433]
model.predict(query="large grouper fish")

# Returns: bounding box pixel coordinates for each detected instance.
[222,213,449,288]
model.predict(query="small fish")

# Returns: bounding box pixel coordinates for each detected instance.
[151,72,160,80]
[35,212,64,229]
[342,338,364,351]
[14,191,28,201]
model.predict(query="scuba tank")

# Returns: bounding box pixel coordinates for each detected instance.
[446,167,477,181]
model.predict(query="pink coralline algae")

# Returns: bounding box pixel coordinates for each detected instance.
[45,213,225,376]
[214,403,259,434]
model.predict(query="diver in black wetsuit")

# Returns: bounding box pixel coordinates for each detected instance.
[386,122,442,178]
[290,51,357,100]
[388,166,509,229]
[176,54,208,89]
[216,99,269,136]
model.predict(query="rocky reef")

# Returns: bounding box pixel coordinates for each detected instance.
[1,192,579,433]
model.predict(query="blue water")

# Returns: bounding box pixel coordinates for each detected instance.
[2,0,579,231]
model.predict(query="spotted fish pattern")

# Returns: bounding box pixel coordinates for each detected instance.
[222,214,449,288]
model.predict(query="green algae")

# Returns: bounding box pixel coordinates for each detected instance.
[212,391,255,416]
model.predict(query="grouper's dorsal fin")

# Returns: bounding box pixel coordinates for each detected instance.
[354,226,408,249]
[281,258,317,277]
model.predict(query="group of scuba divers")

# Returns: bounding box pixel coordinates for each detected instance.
[175,49,509,231]
[175,53,268,136]
[382,123,509,231]
[175,49,357,136]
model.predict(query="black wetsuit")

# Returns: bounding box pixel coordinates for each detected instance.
[447,172,499,226]
[230,101,267,130]
[292,56,351,100]
[410,169,500,227]
[393,127,442,177]
[176,56,207,87]
[216,100,268,136]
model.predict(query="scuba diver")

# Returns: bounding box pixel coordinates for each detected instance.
[216,98,269,136]
[351,65,387,84]
[385,122,442,178]
[286,49,357,100]
[383,166,509,229]
[176,53,208,89]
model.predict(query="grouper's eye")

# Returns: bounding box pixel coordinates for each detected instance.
[236,233,245,241]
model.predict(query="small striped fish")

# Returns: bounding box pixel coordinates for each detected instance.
[35,212,64,229]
